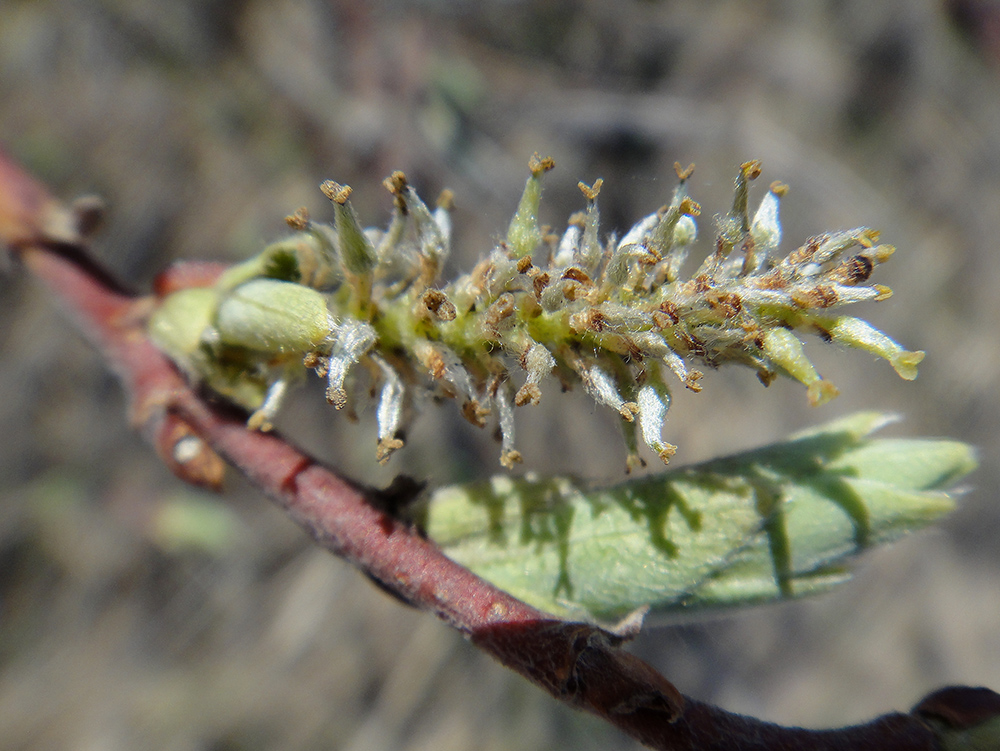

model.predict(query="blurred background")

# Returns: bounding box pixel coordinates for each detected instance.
[2,0,1000,748]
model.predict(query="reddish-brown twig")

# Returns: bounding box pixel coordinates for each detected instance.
[3,145,990,750]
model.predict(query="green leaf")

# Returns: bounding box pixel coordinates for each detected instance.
[419,413,976,623]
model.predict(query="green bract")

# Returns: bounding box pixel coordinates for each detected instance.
[214,279,331,354]
[417,413,976,622]
[148,157,926,469]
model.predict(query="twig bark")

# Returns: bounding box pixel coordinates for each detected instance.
[2,145,990,750]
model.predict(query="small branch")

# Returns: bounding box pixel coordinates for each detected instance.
[1,146,989,750]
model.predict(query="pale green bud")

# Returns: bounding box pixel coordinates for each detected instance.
[149,286,270,411]
[215,278,332,355]
[148,287,219,370]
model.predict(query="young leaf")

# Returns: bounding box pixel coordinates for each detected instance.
[418,413,976,623]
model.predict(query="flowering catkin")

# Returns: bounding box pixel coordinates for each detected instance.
[148,157,924,471]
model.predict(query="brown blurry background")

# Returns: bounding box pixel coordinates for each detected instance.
[2,1,1000,749]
